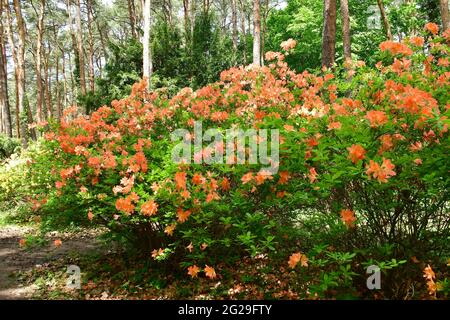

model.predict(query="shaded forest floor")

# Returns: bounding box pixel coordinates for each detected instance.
[0,224,105,299]
[0,220,300,300]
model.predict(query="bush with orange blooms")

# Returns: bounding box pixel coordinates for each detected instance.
[27,23,449,299]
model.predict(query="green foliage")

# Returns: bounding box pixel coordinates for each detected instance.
[0,134,20,160]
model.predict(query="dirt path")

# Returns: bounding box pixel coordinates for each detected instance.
[0,225,103,300]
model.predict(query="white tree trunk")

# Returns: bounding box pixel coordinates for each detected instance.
[143,0,152,89]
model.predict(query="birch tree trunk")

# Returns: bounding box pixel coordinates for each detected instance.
[143,0,153,89]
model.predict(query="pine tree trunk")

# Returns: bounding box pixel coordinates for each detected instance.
[321,0,337,68]
[183,0,191,42]
[239,0,247,63]
[232,0,238,51]
[441,0,450,30]
[75,0,87,96]
[44,44,53,119]
[87,0,95,93]
[0,0,12,137]
[340,0,351,62]
[128,0,137,38]
[252,0,261,66]
[13,0,29,146]
[377,0,393,41]
[35,0,45,122]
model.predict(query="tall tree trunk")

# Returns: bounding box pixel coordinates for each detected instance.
[340,0,351,62]
[75,0,87,96]
[66,0,78,105]
[35,0,45,122]
[55,49,61,119]
[13,0,29,146]
[232,0,238,52]
[252,0,261,66]
[440,0,450,30]
[3,0,20,138]
[183,0,191,42]
[143,0,152,89]
[239,0,247,63]
[0,0,12,137]
[87,0,95,93]
[321,0,337,68]
[44,43,53,119]
[127,0,137,38]
[190,0,196,36]
[61,47,68,110]
[377,0,393,41]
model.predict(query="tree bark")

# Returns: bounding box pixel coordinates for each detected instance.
[87,0,95,93]
[252,0,261,66]
[340,0,351,62]
[35,0,45,122]
[43,43,53,118]
[75,0,87,96]
[13,0,29,146]
[232,0,238,52]
[127,0,137,39]
[321,0,337,68]
[441,0,450,30]
[143,0,153,89]
[183,0,191,42]
[0,0,12,137]
[377,0,393,41]
[239,0,247,63]
[3,0,20,138]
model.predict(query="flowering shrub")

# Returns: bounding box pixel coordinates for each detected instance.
[30,24,449,298]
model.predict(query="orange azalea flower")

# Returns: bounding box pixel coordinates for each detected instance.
[241,172,254,185]
[424,22,439,35]
[280,38,297,51]
[414,158,423,165]
[174,171,187,190]
[192,173,206,186]
[379,41,413,56]
[278,171,290,185]
[308,168,318,183]
[423,265,436,281]
[204,265,217,279]
[87,210,94,221]
[141,200,158,216]
[288,252,308,269]
[164,224,176,236]
[409,141,423,152]
[366,158,396,183]
[115,197,135,215]
[186,242,194,252]
[177,208,192,223]
[187,265,200,278]
[409,36,424,47]
[365,110,388,127]
[220,177,231,191]
[378,134,394,154]
[327,121,341,131]
[340,209,356,228]
[54,239,62,247]
[19,239,26,247]
[347,144,366,164]
[151,248,165,259]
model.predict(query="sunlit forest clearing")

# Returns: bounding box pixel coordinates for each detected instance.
[0,0,449,300]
